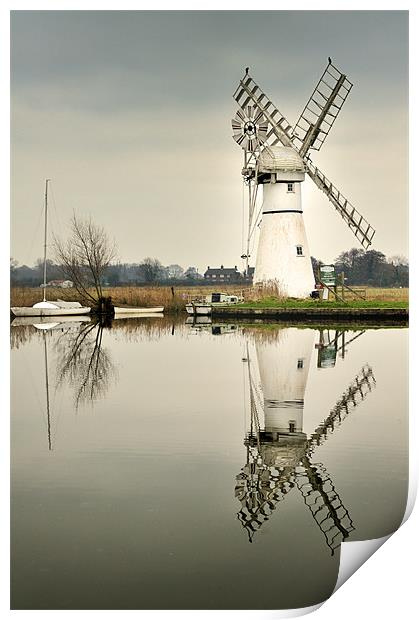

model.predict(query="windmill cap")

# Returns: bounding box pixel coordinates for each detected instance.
[258,146,305,173]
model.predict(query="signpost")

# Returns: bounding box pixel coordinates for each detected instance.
[316,264,366,302]
[318,265,336,301]
[319,265,336,286]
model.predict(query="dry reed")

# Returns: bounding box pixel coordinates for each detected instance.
[10,284,408,312]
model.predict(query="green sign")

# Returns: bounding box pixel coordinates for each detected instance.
[318,344,337,368]
[320,265,336,286]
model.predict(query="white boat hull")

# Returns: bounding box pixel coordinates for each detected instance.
[113,306,164,315]
[11,306,91,317]
[11,315,91,327]
[113,312,164,320]
[185,316,212,325]
[186,304,212,316]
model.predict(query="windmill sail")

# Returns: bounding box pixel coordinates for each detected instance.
[306,160,376,249]
[235,451,295,542]
[233,71,294,148]
[296,458,355,554]
[294,365,376,553]
[293,60,353,157]
[308,364,376,454]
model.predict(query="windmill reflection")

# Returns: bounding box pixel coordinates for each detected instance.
[236,328,376,554]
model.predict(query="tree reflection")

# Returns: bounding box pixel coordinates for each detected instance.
[54,321,117,408]
[11,315,182,411]
[10,321,44,350]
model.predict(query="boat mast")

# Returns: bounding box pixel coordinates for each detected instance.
[42,179,50,302]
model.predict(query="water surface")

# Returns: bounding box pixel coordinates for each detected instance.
[11,316,408,609]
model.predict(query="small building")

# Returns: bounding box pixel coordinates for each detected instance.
[204,265,243,284]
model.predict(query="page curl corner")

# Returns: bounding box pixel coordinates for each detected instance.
[333,535,392,594]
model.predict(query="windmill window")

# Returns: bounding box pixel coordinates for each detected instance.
[289,421,296,433]
[297,359,304,369]
[296,245,303,256]
[287,183,295,192]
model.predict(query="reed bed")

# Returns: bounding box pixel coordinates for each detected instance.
[10,284,408,313]
[10,285,253,313]
[10,287,89,308]
[365,287,409,302]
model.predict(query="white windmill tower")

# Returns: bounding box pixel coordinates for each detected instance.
[231,60,376,298]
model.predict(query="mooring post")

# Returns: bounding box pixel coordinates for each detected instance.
[317,266,322,303]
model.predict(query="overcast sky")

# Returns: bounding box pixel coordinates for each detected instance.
[11,10,408,271]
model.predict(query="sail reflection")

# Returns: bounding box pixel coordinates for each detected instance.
[236,326,376,554]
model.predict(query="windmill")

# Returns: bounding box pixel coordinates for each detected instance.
[235,328,376,552]
[231,60,376,298]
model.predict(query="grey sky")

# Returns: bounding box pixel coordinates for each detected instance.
[11,10,408,270]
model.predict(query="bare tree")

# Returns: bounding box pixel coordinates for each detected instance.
[138,257,163,284]
[166,264,184,280]
[388,254,409,267]
[54,215,117,305]
[10,257,18,285]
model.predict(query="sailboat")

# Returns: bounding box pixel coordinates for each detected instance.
[11,180,91,317]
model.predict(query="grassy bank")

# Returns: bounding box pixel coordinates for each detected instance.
[235,297,408,309]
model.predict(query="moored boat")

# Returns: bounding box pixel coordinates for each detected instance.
[185,303,212,316]
[113,312,164,320]
[11,300,90,317]
[113,306,164,315]
[185,292,242,316]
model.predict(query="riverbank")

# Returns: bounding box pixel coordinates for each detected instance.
[10,286,409,319]
[211,304,408,322]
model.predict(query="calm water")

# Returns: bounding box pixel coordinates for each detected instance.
[11,316,408,610]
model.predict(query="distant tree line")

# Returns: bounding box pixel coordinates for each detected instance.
[10,256,205,287]
[311,248,408,288]
[11,247,408,288]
